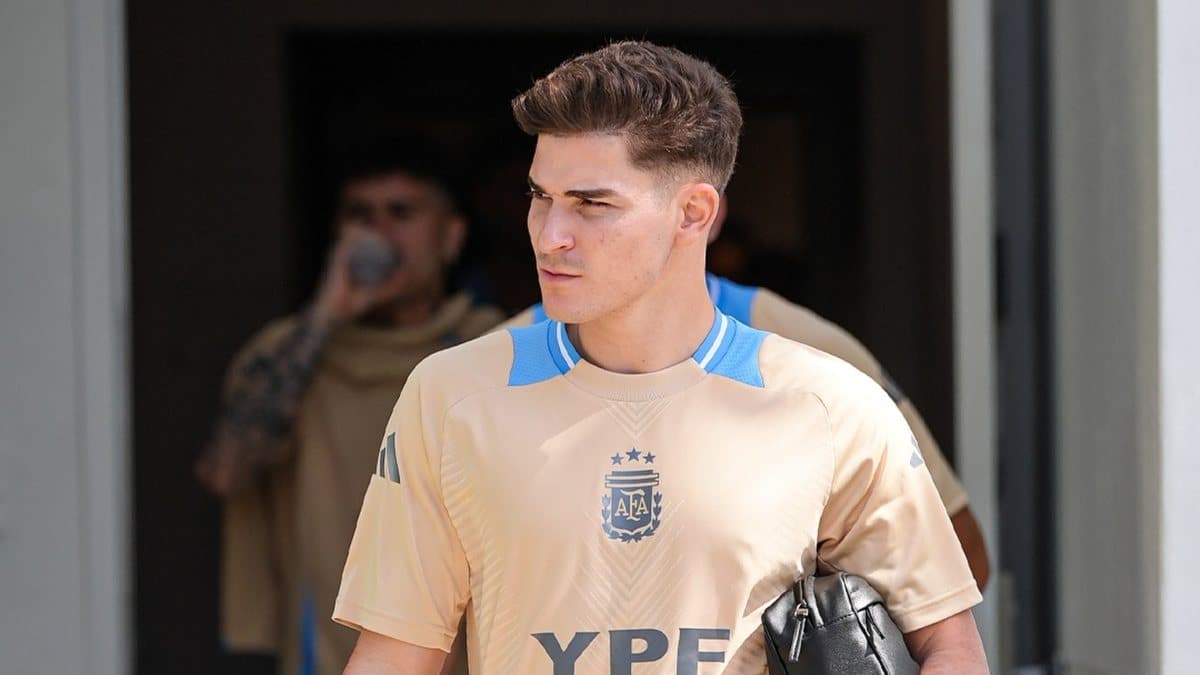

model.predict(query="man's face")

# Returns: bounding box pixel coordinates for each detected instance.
[527,134,680,324]
[335,172,464,302]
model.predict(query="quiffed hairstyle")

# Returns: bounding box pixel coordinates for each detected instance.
[511,41,743,192]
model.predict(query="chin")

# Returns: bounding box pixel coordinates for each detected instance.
[540,297,594,325]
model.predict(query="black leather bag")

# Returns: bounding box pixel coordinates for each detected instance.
[762,572,918,675]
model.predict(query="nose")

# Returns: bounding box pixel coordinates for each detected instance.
[532,202,574,254]
[349,210,379,230]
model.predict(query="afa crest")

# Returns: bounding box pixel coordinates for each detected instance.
[601,448,663,543]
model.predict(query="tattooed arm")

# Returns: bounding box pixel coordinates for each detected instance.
[195,307,336,495]
[196,225,409,496]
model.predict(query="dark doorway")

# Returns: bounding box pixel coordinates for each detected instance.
[284,31,864,323]
[994,0,1056,668]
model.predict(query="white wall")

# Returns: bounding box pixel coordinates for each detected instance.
[1050,1,1159,673]
[1157,1,1200,673]
[0,0,130,673]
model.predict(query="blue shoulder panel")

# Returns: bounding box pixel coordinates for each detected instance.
[708,274,758,325]
[530,303,548,323]
[507,321,561,386]
[707,318,767,388]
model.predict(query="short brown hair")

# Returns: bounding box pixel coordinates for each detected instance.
[512,41,742,191]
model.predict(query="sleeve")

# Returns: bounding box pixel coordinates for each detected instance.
[897,398,969,515]
[217,323,299,651]
[332,367,470,652]
[753,291,974,516]
[219,484,280,652]
[815,380,981,633]
[216,318,303,466]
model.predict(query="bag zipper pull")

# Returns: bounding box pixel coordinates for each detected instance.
[788,601,809,662]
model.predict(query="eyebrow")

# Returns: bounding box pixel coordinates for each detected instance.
[528,177,620,201]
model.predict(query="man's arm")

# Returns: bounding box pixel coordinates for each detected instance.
[751,292,991,589]
[904,610,988,674]
[344,631,448,675]
[195,306,336,495]
[895,397,991,591]
[334,367,471,673]
[951,508,991,590]
[196,226,404,496]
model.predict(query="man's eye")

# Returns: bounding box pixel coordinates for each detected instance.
[526,189,550,200]
[580,199,610,209]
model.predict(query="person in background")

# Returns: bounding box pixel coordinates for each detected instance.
[195,136,502,675]
[500,191,991,593]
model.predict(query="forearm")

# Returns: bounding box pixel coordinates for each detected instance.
[344,630,447,675]
[200,306,336,493]
[906,610,988,675]
[951,508,991,590]
[919,650,988,675]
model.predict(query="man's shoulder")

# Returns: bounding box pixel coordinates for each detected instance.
[745,287,884,382]
[491,306,539,333]
[412,328,515,393]
[411,320,575,402]
[757,335,902,448]
[757,332,887,407]
[710,276,854,356]
[230,315,300,361]
[456,302,507,340]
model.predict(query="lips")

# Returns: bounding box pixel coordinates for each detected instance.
[538,267,581,280]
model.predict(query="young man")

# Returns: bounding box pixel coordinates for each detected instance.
[195,138,503,675]
[334,42,987,673]
[502,201,992,592]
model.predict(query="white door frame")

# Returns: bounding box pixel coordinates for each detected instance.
[71,0,132,672]
[1158,2,1200,671]
[949,0,1000,668]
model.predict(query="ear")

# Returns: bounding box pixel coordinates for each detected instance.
[707,193,730,244]
[678,183,722,246]
[440,215,468,263]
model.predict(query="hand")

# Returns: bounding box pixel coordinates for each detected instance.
[312,225,405,325]
[194,434,243,496]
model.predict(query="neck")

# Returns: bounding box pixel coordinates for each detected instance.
[570,271,714,374]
